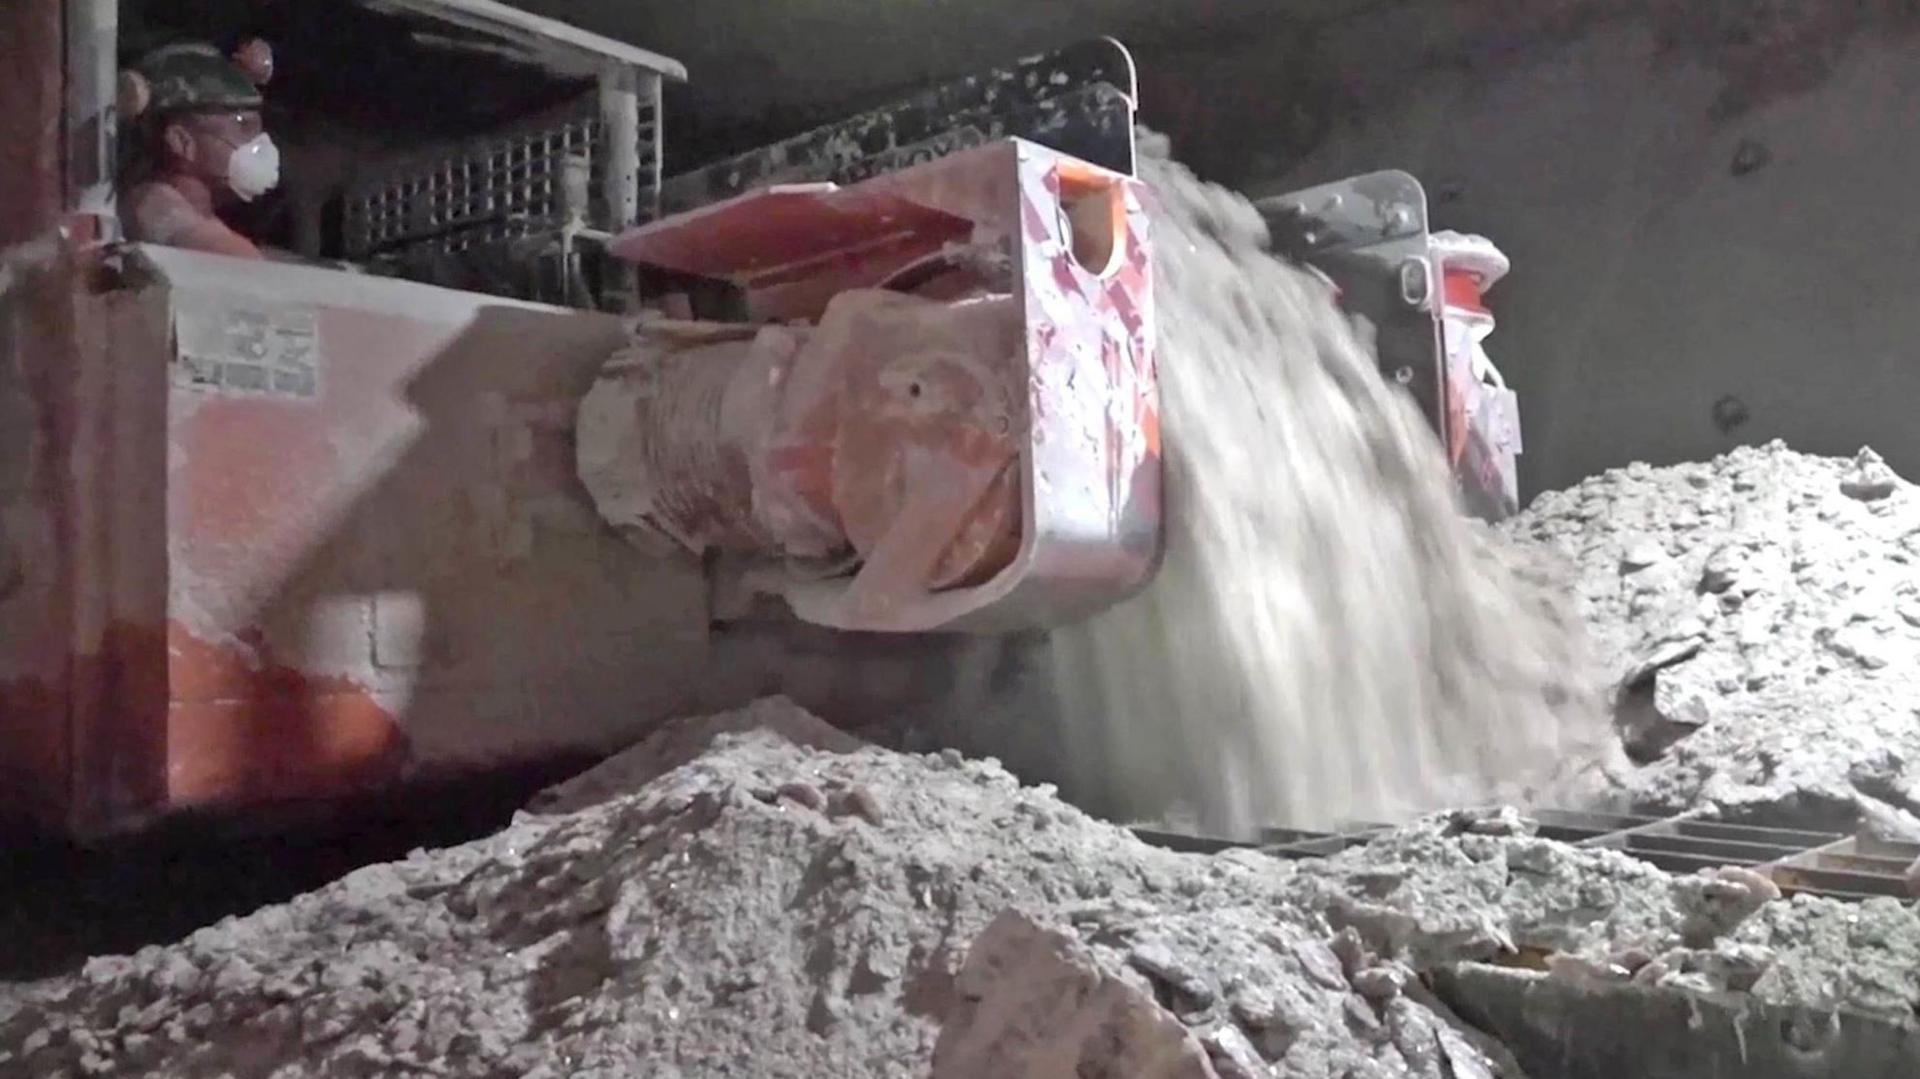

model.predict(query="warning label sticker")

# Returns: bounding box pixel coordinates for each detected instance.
[173,299,321,399]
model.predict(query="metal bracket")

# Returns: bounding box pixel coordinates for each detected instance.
[1257,171,1444,438]
[1260,170,1428,256]
[659,38,1139,214]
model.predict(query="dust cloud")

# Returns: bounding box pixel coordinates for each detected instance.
[1046,135,1613,836]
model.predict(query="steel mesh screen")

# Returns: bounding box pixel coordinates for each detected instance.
[343,87,660,261]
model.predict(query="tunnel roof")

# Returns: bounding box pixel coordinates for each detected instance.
[358,0,686,81]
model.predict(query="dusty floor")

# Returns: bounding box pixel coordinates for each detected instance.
[3,698,1916,1078]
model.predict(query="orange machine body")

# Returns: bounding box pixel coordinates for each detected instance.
[0,139,1158,838]
[0,247,719,838]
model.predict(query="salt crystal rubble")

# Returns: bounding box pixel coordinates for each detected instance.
[4,698,1915,1078]
[1504,441,1920,824]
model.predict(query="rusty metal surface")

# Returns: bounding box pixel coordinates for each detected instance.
[604,139,1159,634]
[1137,808,1917,904]
[609,184,974,300]
[0,252,83,833]
[890,144,1154,631]
[1768,834,1920,901]
[577,287,1027,612]
[1261,172,1448,458]
[576,326,792,556]
[0,251,175,837]
[0,0,63,248]
[4,246,721,838]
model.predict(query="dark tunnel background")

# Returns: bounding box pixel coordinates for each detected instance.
[13,0,1920,979]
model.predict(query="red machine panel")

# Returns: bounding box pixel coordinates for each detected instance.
[602,139,1162,633]
[1,248,717,837]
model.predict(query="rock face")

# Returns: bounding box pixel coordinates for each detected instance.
[5,698,1918,1078]
[1503,442,1920,824]
[929,912,1218,1079]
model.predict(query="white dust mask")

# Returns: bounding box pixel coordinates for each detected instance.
[226,134,280,202]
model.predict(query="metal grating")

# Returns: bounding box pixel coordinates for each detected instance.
[1771,834,1920,901]
[1574,814,1844,877]
[1133,808,1918,903]
[342,86,661,262]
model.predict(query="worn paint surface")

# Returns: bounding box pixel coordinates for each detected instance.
[848,142,1160,619]
[0,254,79,832]
[164,621,403,808]
[3,248,716,838]
[593,140,1159,633]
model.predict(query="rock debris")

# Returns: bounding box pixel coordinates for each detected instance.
[5,698,1917,1078]
[1045,133,1610,838]
[1503,442,1920,827]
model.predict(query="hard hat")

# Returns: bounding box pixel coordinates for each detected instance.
[122,42,265,120]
